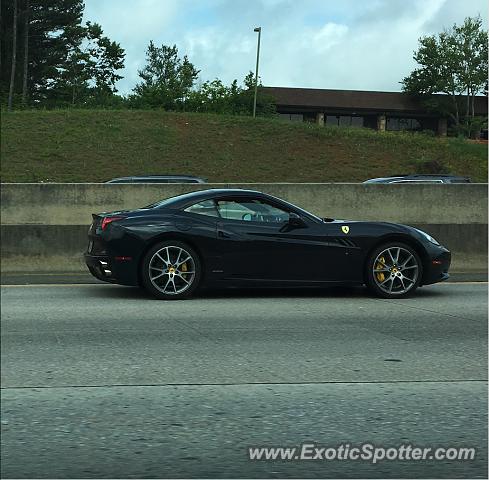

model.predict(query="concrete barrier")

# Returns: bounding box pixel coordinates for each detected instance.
[1,183,487,274]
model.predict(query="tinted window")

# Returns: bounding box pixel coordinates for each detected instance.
[351,116,364,127]
[110,179,134,183]
[279,113,304,122]
[326,115,364,127]
[391,180,443,184]
[184,200,219,217]
[146,191,211,209]
[217,199,289,223]
[387,118,421,131]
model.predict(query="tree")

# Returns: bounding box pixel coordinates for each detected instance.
[54,21,125,106]
[1,0,124,108]
[21,0,29,105]
[54,23,88,105]
[2,0,85,105]
[7,0,17,110]
[185,72,276,116]
[454,17,488,120]
[402,16,488,136]
[85,22,125,96]
[130,42,200,109]
[27,0,86,104]
[240,71,276,116]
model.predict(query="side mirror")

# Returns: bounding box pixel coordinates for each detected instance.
[288,212,306,228]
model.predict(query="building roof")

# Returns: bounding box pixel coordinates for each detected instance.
[262,86,488,115]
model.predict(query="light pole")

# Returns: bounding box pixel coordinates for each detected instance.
[253,26,261,118]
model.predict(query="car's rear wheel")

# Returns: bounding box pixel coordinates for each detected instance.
[366,242,422,298]
[141,240,201,300]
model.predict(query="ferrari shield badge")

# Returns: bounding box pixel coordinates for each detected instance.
[341,225,350,234]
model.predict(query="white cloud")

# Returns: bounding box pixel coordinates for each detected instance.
[308,23,349,52]
[83,0,488,94]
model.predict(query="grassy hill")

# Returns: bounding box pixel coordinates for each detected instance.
[1,109,487,182]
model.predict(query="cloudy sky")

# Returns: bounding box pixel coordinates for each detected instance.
[83,0,487,94]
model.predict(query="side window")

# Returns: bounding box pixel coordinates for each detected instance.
[392,180,443,184]
[184,200,219,217]
[217,199,290,223]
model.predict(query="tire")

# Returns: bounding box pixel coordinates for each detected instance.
[366,242,422,298]
[141,240,201,300]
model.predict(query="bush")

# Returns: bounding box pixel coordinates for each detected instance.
[412,158,450,174]
[449,116,488,139]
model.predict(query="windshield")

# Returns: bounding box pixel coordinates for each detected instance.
[263,193,324,223]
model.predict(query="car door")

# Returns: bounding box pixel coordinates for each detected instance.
[214,196,357,283]
[214,197,292,281]
[283,220,363,282]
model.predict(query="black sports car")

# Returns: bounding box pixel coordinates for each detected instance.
[85,189,451,299]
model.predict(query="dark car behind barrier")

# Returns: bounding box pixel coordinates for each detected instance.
[106,175,207,184]
[363,174,471,184]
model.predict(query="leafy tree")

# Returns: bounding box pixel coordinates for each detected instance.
[85,22,125,96]
[21,0,29,105]
[402,16,488,136]
[54,21,125,106]
[1,0,124,108]
[186,72,276,116]
[186,79,233,113]
[186,78,245,114]
[7,0,18,111]
[130,42,200,109]
[24,0,85,105]
[53,23,90,105]
[241,71,276,116]
[454,17,488,120]
[243,71,256,90]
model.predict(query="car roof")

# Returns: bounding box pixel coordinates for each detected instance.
[165,188,264,204]
[111,175,203,179]
[145,188,264,209]
[106,175,207,183]
[364,174,470,183]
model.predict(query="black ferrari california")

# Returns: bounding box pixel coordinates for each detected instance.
[85,189,451,299]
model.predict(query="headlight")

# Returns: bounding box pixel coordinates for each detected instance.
[415,228,440,245]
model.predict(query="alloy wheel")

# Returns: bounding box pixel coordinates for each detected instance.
[148,245,196,295]
[372,246,419,295]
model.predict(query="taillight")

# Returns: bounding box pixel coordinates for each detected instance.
[101,216,125,230]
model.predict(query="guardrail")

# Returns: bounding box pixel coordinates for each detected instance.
[1,183,487,273]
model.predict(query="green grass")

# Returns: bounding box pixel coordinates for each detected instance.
[1,109,487,182]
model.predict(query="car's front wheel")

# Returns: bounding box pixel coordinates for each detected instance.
[366,242,422,298]
[141,240,201,300]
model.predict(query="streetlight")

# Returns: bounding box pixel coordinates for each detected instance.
[253,26,261,118]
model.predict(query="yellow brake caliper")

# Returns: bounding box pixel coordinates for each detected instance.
[376,256,386,282]
[181,262,188,275]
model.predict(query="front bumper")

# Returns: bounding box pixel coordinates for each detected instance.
[422,247,451,286]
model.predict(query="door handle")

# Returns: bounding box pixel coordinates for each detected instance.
[218,230,230,239]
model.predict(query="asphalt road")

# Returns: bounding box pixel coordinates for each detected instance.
[1,282,487,478]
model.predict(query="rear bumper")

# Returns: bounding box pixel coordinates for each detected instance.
[85,254,139,286]
[85,254,118,284]
[422,248,451,286]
